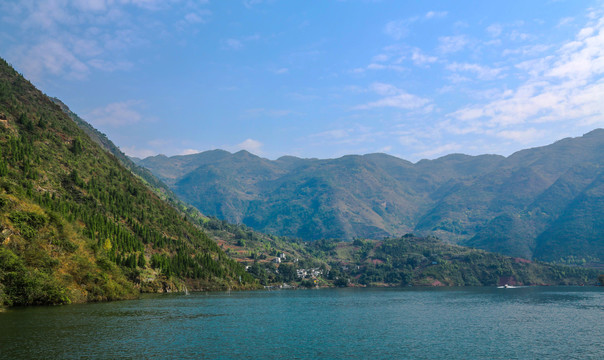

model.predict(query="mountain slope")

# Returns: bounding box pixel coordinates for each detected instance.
[137,130,604,265]
[0,58,255,306]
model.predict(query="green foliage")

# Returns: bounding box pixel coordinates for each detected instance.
[71,137,83,155]
[302,235,599,287]
[0,247,70,306]
[9,210,47,240]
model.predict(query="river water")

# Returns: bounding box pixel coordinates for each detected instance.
[0,287,602,359]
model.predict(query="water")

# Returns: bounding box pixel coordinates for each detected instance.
[0,287,602,359]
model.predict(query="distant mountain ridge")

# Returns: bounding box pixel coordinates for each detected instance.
[135,130,604,265]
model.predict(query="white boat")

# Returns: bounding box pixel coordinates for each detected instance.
[497,284,516,289]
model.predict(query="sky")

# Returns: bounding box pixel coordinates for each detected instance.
[1,0,604,161]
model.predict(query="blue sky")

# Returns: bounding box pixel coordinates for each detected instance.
[1,0,603,161]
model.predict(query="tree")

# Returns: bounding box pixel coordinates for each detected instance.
[71,137,83,155]
[278,263,296,282]
[103,238,113,251]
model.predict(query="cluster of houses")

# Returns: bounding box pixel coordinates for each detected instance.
[272,253,288,263]
[296,268,323,279]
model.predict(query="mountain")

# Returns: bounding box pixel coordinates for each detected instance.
[0,58,256,306]
[136,130,604,265]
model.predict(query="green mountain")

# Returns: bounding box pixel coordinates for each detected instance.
[136,130,604,265]
[0,58,256,306]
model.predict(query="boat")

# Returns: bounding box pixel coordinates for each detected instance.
[497,284,516,289]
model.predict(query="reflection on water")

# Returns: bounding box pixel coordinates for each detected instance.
[0,287,602,359]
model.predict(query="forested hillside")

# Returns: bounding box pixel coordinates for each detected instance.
[0,58,256,306]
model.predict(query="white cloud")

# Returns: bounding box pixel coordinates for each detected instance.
[367,63,386,70]
[236,138,264,154]
[181,148,201,155]
[446,11,604,139]
[383,18,418,40]
[438,35,468,53]
[72,0,108,12]
[14,40,89,81]
[509,30,530,41]
[447,62,505,80]
[222,34,260,50]
[515,56,554,77]
[365,63,406,72]
[124,0,167,11]
[184,10,211,24]
[496,128,544,143]
[3,0,211,82]
[370,82,399,96]
[411,48,437,67]
[557,17,574,27]
[355,83,432,111]
[372,54,389,62]
[20,0,73,30]
[86,100,144,127]
[224,38,243,50]
[243,0,265,9]
[425,11,447,20]
[502,44,551,57]
[274,68,289,74]
[487,24,503,37]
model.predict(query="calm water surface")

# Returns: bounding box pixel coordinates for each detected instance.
[0,287,602,359]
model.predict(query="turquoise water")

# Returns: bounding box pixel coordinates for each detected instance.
[0,287,602,359]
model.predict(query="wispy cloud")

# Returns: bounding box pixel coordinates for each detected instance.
[243,0,265,9]
[411,48,438,67]
[222,34,261,50]
[86,100,145,127]
[181,148,201,155]
[446,62,505,80]
[184,9,212,24]
[14,40,89,81]
[449,14,604,134]
[425,11,447,20]
[355,83,432,111]
[383,17,418,40]
[557,17,575,27]
[236,138,264,155]
[2,0,211,81]
[224,38,243,50]
[496,128,545,143]
[486,24,503,37]
[438,35,469,53]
